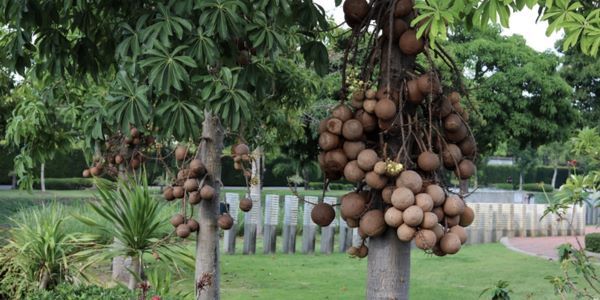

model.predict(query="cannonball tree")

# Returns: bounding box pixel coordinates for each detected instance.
[1,0,597,299]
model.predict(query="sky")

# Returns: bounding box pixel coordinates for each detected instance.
[313,1,563,53]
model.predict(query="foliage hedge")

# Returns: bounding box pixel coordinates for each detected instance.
[493,183,554,192]
[308,182,354,190]
[585,233,600,253]
[478,165,570,188]
[32,178,95,190]
[26,284,135,300]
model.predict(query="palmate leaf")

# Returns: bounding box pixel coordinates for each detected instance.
[300,41,329,76]
[115,15,149,59]
[139,42,197,92]
[196,0,247,40]
[202,67,252,130]
[141,3,192,47]
[188,27,219,65]
[155,98,203,140]
[247,11,287,56]
[107,72,151,134]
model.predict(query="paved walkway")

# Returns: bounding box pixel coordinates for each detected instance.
[502,226,600,260]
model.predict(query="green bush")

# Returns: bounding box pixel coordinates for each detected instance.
[521,183,554,192]
[308,182,353,190]
[479,164,571,187]
[33,178,95,190]
[585,233,600,253]
[493,183,516,190]
[26,283,135,300]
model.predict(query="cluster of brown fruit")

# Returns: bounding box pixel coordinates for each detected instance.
[231,142,255,213]
[312,0,478,258]
[82,127,154,178]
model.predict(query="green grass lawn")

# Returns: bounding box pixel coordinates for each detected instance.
[218,243,561,300]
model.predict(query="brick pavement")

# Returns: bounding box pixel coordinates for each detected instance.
[502,226,600,260]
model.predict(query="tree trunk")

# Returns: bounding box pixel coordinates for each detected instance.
[251,147,263,235]
[38,270,50,290]
[551,166,558,188]
[195,112,224,300]
[367,228,411,299]
[459,179,469,195]
[40,163,46,192]
[127,256,141,290]
[302,166,310,190]
[519,171,524,191]
[367,8,416,298]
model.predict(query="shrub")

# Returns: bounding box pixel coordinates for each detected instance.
[493,183,516,190]
[33,178,95,190]
[308,182,353,190]
[25,283,134,300]
[521,183,554,192]
[585,233,600,253]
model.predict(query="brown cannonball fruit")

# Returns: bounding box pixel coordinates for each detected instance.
[450,225,467,244]
[357,244,369,258]
[415,193,434,212]
[403,205,424,227]
[183,179,199,192]
[378,118,393,130]
[426,184,446,207]
[352,89,365,102]
[115,155,124,164]
[448,91,461,104]
[346,217,359,228]
[374,97,397,120]
[130,158,141,169]
[351,98,363,109]
[444,114,463,132]
[343,141,366,160]
[176,224,191,238]
[363,99,377,113]
[407,79,424,105]
[459,136,477,157]
[326,118,343,135]
[432,223,445,240]
[459,206,475,227]
[391,187,415,210]
[417,151,440,172]
[432,207,445,222]
[357,227,368,239]
[394,0,413,17]
[359,210,386,237]
[347,246,359,256]
[234,144,250,156]
[172,186,185,199]
[318,118,329,133]
[397,223,416,242]
[187,219,199,232]
[319,132,340,151]
[132,137,141,145]
[415,229,437,250]
[434,96,453,118]
[383,18,409,40]
[445,124,468,143]
[365,172,387,189]
[163,187,175,201]
[130,127,140,138]
[357,149,379,171]
[342,119,364,141]
[177,169,190,181]
[396,170,423,194]
[341,192,367,219]
[200,185,215,200]
[189,191,202,205]
[239,197,253,212]
[382,185,395,204]
[344,160,365,183]
[175,146,188,161]
[355,109,377,132]
[399,29,424,55]
[421,212,439,229]
[445,215,461,227]
[373,161,387,175]
[82,169,91,178]
[171,214,185,227]
[440,232,461,254]
[311,203,336,227]
[384,207,404,228]
[343,0,369,24]
[365,88,377,99]
[325,170,343,181]
[218,214,234,230]
[417,73,441,95]
[189,159,206,176]
[443,195,465,217]
[454,159,476,180]
[332,104,353,122]
[442,144,463,168]
[324,149,348,173]
[90,166,101,176]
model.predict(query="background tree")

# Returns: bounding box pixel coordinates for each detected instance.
[538,142,571,188]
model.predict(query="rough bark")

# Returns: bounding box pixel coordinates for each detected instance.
[40,163,46,192]
[519,171,524,191]
[195,112,224,300]
[366,9,415,298]
[250,147,263,235]
[127,256,141,290]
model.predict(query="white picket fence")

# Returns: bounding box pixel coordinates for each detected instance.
[221,193,586,254]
